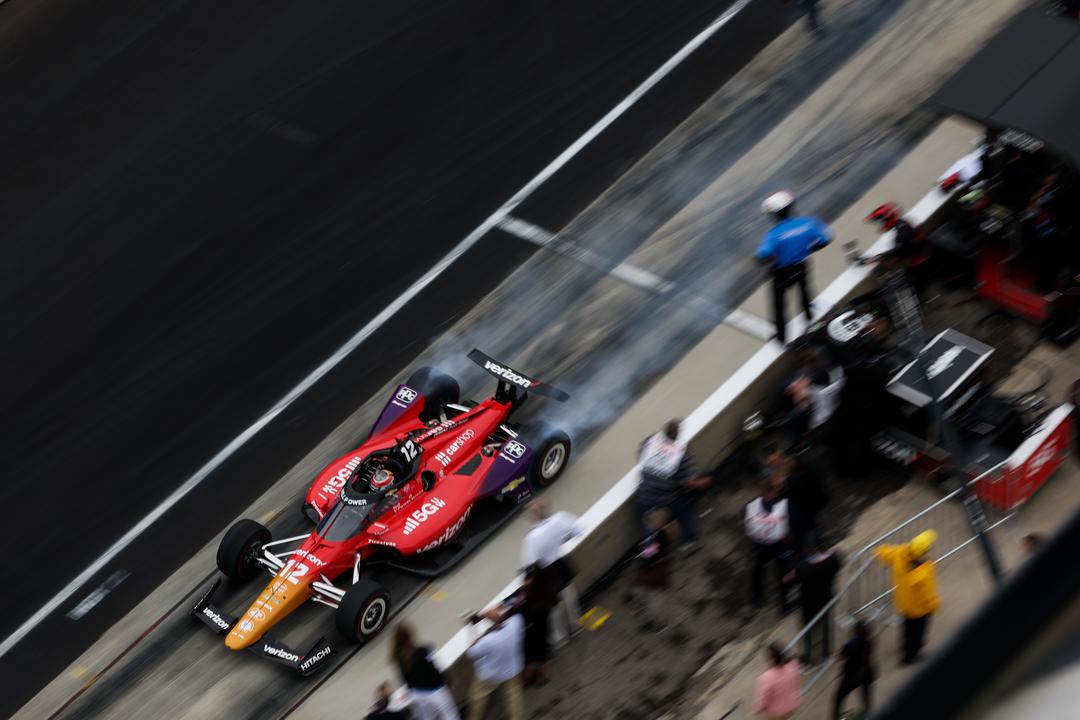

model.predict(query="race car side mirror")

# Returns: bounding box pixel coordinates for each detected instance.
[421,470,437,492]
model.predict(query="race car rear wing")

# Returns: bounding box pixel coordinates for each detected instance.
[468,349,569,402]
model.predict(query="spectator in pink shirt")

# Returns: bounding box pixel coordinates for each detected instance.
[754,643,802,719]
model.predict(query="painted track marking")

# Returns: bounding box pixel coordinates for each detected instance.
[0,0,752,661]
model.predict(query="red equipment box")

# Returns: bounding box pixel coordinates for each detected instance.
[975,404,1074,511]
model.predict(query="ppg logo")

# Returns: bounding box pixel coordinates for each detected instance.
[396,386,418,403]
[504,441,527,459]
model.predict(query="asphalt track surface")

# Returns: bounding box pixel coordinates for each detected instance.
[0,0,799,716]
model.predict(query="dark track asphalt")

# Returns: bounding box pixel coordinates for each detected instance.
[0,0,796,715]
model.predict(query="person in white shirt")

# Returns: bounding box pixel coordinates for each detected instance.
[465,608,525,720]
[787,346,846,437]
[745,476,792,613]
[520,499,582,647]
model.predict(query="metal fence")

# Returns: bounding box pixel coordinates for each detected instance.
[780,460,1017,701]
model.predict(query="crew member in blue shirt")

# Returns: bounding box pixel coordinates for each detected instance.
[756,190,833,344]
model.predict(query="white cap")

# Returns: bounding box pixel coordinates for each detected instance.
[761,190,795,214]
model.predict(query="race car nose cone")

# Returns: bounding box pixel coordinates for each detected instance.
[225,575,313,650]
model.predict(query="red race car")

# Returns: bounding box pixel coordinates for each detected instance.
[192,350,571,674]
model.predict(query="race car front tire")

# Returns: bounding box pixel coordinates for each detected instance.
[404,367,460,423]
[519,421,572,488]
[217,519,271,582]
[335,578,391,643]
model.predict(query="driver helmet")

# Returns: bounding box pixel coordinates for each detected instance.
[865,203,902,230]
[370,466,395,490]
[761,190,795,215]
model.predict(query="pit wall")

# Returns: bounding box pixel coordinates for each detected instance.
[433,177,959,697]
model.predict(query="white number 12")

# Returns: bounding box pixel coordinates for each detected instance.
[281,559,310,585]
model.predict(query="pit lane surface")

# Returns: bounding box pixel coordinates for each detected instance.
[15,0,1026,717]
[0,0,797,715]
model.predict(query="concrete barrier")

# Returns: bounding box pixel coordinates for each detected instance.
[433,184,958,699]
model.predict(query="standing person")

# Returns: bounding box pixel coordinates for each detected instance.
[864,203,931,299]
[786,539,842,664]
[763,444,827,552]
[465,608,526,720]
[391,623,461,720]
[756,190,833,345]
[520,499,583,647]
[834,621,875,720]
[505,565,558,686]
[635,419,712,547]
[874,530,941,664]
[745,477,792,613]
[753,643,803,720]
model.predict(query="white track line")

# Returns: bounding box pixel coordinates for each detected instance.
[0,0,752,660]
[495,216,556,245]
[723,308,776,342]
[499,214,677,295]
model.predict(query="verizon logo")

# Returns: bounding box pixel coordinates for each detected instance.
[484,361,537,390]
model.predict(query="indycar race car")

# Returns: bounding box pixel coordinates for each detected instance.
[192,350,571,675]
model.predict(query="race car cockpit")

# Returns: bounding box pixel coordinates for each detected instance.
[315,439,424,542]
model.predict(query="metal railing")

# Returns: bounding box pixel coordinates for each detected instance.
[780,460,1016,701]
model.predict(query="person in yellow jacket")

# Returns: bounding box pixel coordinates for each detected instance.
[874,530,941,664]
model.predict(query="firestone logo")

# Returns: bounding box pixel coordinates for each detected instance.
[484,361,538,390]
[435,429,476,466]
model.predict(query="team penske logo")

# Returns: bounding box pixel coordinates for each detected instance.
[435,429,476,466]
[402,497,447,535]
[484,361,538,390]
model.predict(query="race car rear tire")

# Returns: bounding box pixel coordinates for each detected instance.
[217,519,271,582]
[519,421,572,488]
[405,367,460,423]
[335,579,391,643]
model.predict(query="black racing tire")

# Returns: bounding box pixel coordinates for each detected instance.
[217,519,271,582]
[518,421,572,489]
[335,578,391,643]
[404,367,460,423]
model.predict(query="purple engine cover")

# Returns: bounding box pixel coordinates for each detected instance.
[368,384,419,438]
[481,438,535,504]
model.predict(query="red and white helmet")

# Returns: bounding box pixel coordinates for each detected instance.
[761,190,795,214]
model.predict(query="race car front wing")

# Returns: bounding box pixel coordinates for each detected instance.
[191,579,335,677]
